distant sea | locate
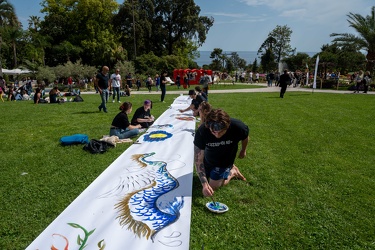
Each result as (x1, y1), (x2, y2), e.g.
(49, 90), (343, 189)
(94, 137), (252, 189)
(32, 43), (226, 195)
(194, 51), (318, 67)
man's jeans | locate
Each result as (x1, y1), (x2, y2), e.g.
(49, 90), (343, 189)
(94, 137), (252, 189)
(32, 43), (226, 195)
(99, 89), (109, 112)
(112, 87), (120, 102)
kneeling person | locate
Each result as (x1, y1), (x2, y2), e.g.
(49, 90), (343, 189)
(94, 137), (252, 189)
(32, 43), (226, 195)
(194, 108), (249, 197)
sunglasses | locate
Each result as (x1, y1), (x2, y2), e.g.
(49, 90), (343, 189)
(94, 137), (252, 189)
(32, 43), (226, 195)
(207, 121), (226, 132)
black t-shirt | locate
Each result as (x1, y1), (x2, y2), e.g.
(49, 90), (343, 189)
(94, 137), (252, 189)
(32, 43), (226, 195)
(131, 107), (151, 125)
(194, 118), (249, 168)
(191, 95), (205, 109)
(96, 72), (109, 89)
(160, 75), (166, 86)
(111, 112), (130, 129)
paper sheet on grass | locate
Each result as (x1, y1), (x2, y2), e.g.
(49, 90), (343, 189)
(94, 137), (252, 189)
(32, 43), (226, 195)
(26, 95), (195, 250)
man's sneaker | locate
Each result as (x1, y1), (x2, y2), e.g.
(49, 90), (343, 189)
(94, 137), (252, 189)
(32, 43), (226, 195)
(112, 100), (115, 103)
(118, 101), (121, 103)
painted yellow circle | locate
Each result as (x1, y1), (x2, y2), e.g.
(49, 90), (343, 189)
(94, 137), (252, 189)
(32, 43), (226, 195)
(150, 133), (168, 138)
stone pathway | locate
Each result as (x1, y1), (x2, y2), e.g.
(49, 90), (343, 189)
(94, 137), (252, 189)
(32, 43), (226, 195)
(82, 83), (374, 95)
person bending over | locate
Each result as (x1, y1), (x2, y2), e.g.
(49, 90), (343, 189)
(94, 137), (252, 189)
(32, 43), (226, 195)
(179, 89), (206, 116)
(194, 108), (249, 197)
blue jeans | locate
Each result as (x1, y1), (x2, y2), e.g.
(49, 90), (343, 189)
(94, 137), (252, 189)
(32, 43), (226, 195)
(99, 89), (109, 112)
(110, 128), (139, 139)
(112, 87), (120, 101)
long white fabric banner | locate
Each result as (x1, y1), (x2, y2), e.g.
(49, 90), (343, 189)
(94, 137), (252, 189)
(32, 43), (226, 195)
(27, 95), (195, 250)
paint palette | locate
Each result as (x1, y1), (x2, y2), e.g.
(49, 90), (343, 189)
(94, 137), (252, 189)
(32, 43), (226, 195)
(205, 201), (229, 213)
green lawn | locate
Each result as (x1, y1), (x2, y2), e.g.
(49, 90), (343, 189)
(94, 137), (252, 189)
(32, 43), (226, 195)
(0, 90), (374, 249)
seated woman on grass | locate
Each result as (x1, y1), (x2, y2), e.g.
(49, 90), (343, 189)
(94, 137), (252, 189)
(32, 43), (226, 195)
(49, 87), (61, 103)
(34, 88), (47, 104)
(110, 102), (142, 139)
(131, 99), (155, 128)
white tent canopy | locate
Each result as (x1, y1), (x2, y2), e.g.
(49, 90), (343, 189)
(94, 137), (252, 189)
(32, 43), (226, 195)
(1, 68), (32, 75)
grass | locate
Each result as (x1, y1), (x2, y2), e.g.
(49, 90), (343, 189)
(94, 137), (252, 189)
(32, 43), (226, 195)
(0, 89), (374, 249)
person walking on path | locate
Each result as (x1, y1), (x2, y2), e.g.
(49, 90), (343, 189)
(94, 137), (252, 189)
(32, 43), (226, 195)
(95, 66), (110, 113)
(279, 70), (291, 98)
(194, 108), (249, 197)
(160, 71), (167, 102)
(110, 68), (122, 103)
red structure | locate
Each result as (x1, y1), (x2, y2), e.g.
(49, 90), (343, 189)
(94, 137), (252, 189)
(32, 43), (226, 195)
(173, 69), (213, 88)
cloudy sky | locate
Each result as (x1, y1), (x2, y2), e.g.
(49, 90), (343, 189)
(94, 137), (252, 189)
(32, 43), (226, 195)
(11, 0), (374, 53)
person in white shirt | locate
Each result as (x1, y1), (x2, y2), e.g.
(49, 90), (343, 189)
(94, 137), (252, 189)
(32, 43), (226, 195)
(110, 69), (122, 103)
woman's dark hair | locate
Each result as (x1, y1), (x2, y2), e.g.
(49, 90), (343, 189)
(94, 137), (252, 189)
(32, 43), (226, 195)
(120, 101), (132, 111)
(199, 101), (212, 123)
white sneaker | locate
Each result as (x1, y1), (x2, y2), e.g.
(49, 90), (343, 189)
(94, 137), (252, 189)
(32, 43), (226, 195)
(118, 101), (121, 103)
(112, 100), (115, 103)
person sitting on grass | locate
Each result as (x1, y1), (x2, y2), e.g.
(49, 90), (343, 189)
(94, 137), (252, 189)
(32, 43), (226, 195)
(49, 87), (61, 104)
(131, 99), (155, 128)
(34, 88), (47, 104)
(194, 108), (249, 197)
(109, 101), (142, 139)
(179, 89), (206, 116)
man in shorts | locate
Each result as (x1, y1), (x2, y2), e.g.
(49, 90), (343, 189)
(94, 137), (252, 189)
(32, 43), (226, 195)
(194, 108), (249, 197)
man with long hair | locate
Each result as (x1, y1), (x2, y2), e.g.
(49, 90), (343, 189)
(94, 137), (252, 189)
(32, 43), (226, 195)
(194, 108), (249, 197)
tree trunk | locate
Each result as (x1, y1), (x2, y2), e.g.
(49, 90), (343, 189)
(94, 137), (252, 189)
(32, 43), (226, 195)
(13, 41), (17, 68)
(366, 50), (375, 75)
(0, 36), (3, 77)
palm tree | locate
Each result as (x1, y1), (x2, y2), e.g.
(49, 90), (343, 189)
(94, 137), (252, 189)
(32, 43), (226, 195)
(28, 15), (41, 32)
(5, 12), (21, 68)
(331, 6), (375, 74)
(0, 0), (16, 75)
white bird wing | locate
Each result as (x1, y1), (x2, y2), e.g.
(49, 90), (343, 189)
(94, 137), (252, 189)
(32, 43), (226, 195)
(97, 163), (157, 199)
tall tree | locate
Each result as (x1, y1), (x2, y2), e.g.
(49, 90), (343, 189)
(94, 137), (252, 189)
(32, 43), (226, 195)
(28, 15), (41, 32)
(114, 0), (213, 59)
(269, 25), (295, 63)
(230, 52), (246, 70)
(0, 0), (16, 74)
(330, 6), (375, 74)
(40, 0), (120, 67)
(258, 36), (277, 72)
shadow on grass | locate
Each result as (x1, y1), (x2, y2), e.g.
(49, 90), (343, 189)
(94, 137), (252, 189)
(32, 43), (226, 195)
(288, 93), (312, 96)
(72, 111), (102, 114)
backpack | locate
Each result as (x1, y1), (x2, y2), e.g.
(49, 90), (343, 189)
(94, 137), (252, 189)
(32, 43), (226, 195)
(60, 134), (89, 145)
(73, 95), (84, 102)
(83, 139), (113, 154)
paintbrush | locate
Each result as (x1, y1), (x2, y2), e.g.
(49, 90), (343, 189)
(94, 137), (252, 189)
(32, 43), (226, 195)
(210, 196), (218, 207)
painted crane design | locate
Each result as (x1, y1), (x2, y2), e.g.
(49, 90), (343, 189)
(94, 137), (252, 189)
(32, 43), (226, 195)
(99, 152), (184, 241)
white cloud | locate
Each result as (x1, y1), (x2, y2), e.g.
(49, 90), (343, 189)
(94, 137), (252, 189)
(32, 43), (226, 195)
(279, 9), (307, 18)
(204, 12), (248, 18)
